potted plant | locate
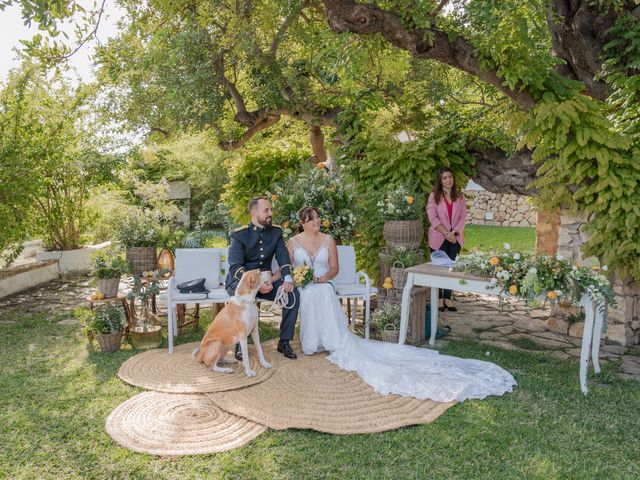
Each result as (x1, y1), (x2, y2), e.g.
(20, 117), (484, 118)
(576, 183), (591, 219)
(371, 302), (401, 343)
(81, 304), (127, 352)
(91, 247), (130, 298)
(113, 206), (161, 275)
(127, 272), (165, 349)
(378, 184), (425, 248)
(387, 246), (420, 290)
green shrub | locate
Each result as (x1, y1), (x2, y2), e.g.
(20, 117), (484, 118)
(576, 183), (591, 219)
(222, 146), (309, 223)
(90, 247), (130, 279)
(76, 305), (126, 334)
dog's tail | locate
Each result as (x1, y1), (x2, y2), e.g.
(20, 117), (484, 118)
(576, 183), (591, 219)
(192, 347), (200, 358)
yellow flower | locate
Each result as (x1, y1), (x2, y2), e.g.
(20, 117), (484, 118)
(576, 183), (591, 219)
(496, 266), (503, 272)
(547, 291), (557, 300)
(271, 194), (279, 202)
(283, 221), (290, 229)
(406, 196), (414, 205)
(317, 162), (326, 169)
(591, 265), (600, 271)
(322, 219), (331, 228)
(509, 285), (518, 295)
(489, 256), (500, 266)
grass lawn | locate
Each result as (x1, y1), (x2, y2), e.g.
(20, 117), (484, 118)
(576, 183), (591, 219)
(464, 225), (536, 253)
(2, 308), (640, 480)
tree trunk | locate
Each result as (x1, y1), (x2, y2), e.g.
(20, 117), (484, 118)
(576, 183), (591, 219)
(309, 125), (328, 164)
(467, 147), (539, 195)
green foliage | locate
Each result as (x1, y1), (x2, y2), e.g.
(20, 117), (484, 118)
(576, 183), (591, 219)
(370, 302), (401, 330)
(270, 165), (357, 241)
(132, 132), (232, 223)
(601, 12), (640, 144)
(197, 200), (233, 231)
(90, 247), (130, 280)
(75, 304), (126, 334)
(519, 91), (640, 279)
(0, 64), (121, 258)
(377, 184), (425, 220)
(222, 146), (309, 223)
(112, 206), (162, 248)
(340, 107), (474, 277)
(386, 245), (419, 269)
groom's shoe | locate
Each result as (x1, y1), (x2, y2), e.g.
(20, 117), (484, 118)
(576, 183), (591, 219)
(277, 340), (298, 359)
(234, 343), (243, 362)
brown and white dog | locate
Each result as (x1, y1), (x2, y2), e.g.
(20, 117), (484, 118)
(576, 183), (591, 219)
(193, 269), (272, 377)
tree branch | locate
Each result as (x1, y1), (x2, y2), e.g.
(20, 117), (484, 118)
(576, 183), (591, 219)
(321, 0), (536, 110)
(61, 0), (108, 60)
(468, 147), (539, 195)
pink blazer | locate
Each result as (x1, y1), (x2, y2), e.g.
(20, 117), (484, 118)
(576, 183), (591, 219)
(426, 192), (467, 250)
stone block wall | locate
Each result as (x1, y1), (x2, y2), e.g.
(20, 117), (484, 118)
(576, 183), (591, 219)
(556, 208), (640, 347)
(464, 190), (536, 227)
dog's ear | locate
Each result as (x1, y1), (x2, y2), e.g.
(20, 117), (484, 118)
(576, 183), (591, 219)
(250, 271), (260, 289)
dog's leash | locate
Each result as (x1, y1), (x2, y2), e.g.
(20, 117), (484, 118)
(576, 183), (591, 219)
(265, 285), (296, 312)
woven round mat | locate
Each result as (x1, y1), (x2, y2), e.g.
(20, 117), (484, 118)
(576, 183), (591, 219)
(118, 342), (277, 393)
(205, 343), (456, 435)
(106, 392), (266, 455)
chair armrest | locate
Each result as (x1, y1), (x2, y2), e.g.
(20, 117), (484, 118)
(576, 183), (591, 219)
(167, 276), (176, 300)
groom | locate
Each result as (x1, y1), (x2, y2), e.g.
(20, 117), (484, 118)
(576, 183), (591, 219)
(225, 196), (300, 359)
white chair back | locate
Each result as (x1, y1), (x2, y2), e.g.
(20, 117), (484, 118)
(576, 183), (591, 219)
(333, 246), (357, 285)
(175, 249), (221, 289)
(210, 247), (229, 284)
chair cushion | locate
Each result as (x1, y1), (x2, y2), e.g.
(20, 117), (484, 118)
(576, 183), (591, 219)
(208, 288), (231, 301)
(334, 284), (378, 297)
(168, 290), (210, 302)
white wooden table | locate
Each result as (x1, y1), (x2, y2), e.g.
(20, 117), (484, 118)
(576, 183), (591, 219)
(399, 263), (604, 395)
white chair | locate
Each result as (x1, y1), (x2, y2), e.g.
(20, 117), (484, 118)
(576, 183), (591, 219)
(166, 248), (230, 353)
(331, 245), (377, 339)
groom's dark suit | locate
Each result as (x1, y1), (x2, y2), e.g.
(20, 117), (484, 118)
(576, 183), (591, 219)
(225, 222), (300, 341)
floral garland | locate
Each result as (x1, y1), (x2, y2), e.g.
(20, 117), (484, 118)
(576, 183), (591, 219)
(451, 244), (616, 317)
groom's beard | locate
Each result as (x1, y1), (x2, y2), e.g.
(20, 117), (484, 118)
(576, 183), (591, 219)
(259, 216), (273, 228)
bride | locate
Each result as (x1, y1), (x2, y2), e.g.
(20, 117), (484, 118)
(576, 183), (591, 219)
(283, 206), (516, 403)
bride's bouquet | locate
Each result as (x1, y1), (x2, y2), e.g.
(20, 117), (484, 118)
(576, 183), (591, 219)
(293, 264), (315, 288)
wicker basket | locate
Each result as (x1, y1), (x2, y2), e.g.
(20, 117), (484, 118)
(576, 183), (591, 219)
(97, 277), (120, 298)
(95, 332), (122, 353)
(390, 261), (408, 290)
(126, 246), (157, 275)
(378, 247), (425, 287)
(383, 220), (424, 249)
(381, 324), (399, 343)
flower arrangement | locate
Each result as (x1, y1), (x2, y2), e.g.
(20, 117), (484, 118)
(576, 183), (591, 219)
(371, 302), (401, 330)
(377, 184), (424, 221)
(292, 264), (315, 288)
(452, 244), (616, 316)
(270, 165), (356, 241)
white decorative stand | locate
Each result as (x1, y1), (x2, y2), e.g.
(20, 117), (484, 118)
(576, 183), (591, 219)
(399, 263), (603, 395)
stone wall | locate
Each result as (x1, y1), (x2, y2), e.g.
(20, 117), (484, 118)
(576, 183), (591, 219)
(557, 209), (640, 347)
(464, 190), (536, 227)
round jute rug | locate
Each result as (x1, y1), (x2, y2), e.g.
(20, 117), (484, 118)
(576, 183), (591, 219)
(205, 344), (456, 435)
(106, 392), (266, 455)
(117, 342), (277, 393)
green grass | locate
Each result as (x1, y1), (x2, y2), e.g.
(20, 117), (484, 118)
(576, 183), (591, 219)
(464, 224), (536, 253)
(2, 309), (640, 480)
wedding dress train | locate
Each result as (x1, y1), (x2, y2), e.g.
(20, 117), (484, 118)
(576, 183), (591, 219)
(291, 237), (517, 402)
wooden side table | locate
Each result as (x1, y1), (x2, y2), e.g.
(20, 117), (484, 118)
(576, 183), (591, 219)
(86, 293), (135, 337)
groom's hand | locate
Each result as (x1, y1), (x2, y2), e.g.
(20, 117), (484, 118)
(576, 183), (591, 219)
(282, 281), (294, 293)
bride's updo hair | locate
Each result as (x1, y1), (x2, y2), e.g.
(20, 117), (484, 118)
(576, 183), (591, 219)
(297, 206), (320, 233)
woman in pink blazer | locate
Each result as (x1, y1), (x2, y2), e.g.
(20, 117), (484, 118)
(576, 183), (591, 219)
(426, 168), (467, 311)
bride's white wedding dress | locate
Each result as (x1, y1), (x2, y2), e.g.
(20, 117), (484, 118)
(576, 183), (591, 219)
(292, 237), (517, 403)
